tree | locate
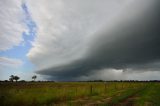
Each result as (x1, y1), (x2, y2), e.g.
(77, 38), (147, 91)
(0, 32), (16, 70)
(9, 75), (14, 82)
(32, 75), (37, 81)
(14, 76), (20, 82)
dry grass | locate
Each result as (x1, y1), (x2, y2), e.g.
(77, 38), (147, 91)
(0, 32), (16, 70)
(0, 82), (158, 106)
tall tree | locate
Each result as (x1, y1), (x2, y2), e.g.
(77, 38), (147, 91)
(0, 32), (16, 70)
(32, 75), (37, 81)
(14, 76), (20, 82)
(9, 75), (14, 82)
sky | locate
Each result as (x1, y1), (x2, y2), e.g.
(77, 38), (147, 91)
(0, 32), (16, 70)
(0, 0), (160, 81)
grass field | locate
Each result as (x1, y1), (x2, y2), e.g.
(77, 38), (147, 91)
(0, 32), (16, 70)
(0, 81), (160, 106)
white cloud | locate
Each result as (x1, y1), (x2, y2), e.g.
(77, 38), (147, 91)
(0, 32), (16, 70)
(0, 56), (23, 80)
(0, 57), (23, 69)
(27, 0), (132, 69)
(0, 0), (26, 51)
(124, 71), (160, 80)
(0, 57), (43, 81)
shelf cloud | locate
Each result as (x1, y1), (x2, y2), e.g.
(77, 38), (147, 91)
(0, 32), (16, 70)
(27, 0), (160, 80)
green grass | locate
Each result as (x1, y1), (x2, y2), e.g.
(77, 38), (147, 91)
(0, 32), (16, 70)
(0, 82), (159, 106)
(135, 83), (160, 106)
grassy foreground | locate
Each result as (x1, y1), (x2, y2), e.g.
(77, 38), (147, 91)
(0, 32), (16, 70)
(0, 82), (160, 106)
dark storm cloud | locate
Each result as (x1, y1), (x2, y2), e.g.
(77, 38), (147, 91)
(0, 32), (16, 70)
(37, 0), (160, 80)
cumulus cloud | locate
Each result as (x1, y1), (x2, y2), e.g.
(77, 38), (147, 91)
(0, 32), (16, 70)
(27, 0), (160, 80)
(0, 0), (27, 51)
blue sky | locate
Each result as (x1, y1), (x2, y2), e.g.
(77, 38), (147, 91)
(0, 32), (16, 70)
(1, 0), (160, 81)
(0, 2), (36, 80)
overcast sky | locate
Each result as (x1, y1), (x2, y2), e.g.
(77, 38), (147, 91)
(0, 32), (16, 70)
(0, 0), (160, 81)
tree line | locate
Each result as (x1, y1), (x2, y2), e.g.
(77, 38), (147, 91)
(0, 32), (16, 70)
(8, 75), (37, 82)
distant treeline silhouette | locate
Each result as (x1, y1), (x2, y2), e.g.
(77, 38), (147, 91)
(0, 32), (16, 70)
(1, 79), (160, 83)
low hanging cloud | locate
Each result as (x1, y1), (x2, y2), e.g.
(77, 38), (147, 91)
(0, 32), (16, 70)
(27, 0), (160, 80)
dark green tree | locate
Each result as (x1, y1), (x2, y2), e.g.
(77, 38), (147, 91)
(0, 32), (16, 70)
(9, 75), (14, 82)
(14, 76), (20, 82)
(32, 75), (37, 81)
